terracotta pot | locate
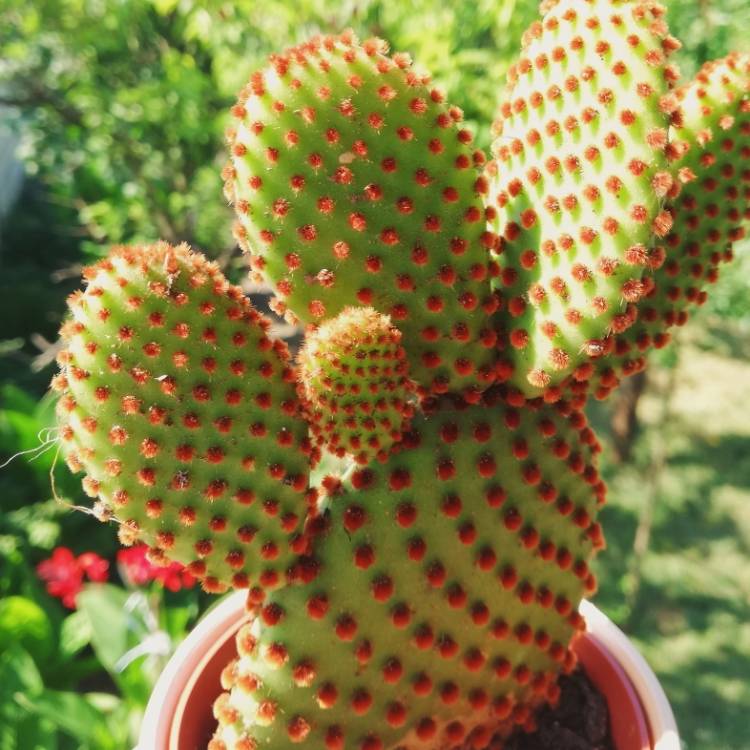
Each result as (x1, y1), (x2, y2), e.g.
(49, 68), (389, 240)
(137, 593), (680, 750)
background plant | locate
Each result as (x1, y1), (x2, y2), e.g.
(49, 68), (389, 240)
(1, 1), (749, 748)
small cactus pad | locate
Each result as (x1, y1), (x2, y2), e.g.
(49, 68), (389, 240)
(298, 307), (416, 465)
(583, 53), (750, 398)
(223, 31), (499, 398)
(210, 394), (605, 750)
(487, 0), (681, 399)
(51, 243), (312, 594)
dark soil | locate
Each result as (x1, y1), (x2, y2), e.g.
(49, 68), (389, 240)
(503, 668), (615, 750)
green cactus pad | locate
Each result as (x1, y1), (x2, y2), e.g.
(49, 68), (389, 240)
(487, 0), (681, 400)
(209, 393), (605, 750)
(52, 243), (312, 595)
(223, 32), (499, 400)
(582, 53), (750, 398)
(298, 307), (416, 465)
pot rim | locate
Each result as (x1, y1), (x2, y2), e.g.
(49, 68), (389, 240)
(138, 591), (247, 749)
(579, 600), (680, 750)
(137, 593), (680, 750)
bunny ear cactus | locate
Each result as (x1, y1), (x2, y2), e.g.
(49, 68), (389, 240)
(47, 2), (750, 749)
(209, 394), (604, 750)
(51, 243), (313, 596)
(486, 0), (682, 402)
(298, 307), (416, 466)
(222, 32), (499, 402)
(580, 52), (750, 398)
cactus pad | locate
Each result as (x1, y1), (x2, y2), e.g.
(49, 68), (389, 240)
(487, 0), (681, 399)
(582, 53), (750, 398)
(51, 243), (312, 595)
(298, 307), (416, 465)
(209, 394), (605, 750)
(223, 32), (499, 399)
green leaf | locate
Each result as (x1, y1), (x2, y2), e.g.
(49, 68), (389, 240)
(59, 609), (92, 659)
(152, 0), (180, 15)
(0, 596), (54, 664)
(0, 646), (43, 699)
(161, 602), (196, 642)
(0, 385), (38, 414)
(114, 658), (153, 707)
(0, 715), (57, 750)
(0, 411), (44, 454)
(85, 692), (121, 713)
(15, 689), (109, 744)
(76, 585), (145, 673)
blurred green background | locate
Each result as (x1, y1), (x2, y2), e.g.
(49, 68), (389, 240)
(1, 1), (749, 748)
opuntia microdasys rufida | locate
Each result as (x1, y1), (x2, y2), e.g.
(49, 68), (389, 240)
(50, 1), (749, 748)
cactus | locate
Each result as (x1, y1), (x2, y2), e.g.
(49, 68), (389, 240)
(222, 32), (499, 401)
(579, 52), (750, 398)
(298, 307), (416, 465)
(210, 393), (603, 750)
(486, 0), (681, 401)
(48, 3), (750, 749)
(52, 243), (312, 596)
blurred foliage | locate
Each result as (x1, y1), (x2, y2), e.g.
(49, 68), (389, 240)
(0, 580), (204, 750)
(0, 0), (537, 256)
(1, 0), (749, 748)
(591, 287), (750, 749)
(3, 0), (750, 253)
(0, 381), (208, 748)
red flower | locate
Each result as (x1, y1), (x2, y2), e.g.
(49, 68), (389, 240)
(116, 545), (153, 586)
(36, 547), (109, 609)
(153, 562), (197, 592)
(78, 552), (110, 582)
(117, 545), (195, 592)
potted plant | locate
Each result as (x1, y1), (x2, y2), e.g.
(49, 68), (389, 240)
(47, 0), (748, 747)
(133, 593), (679, 750)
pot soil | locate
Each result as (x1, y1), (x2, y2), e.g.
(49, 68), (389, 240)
(502, 668), (615, 750)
